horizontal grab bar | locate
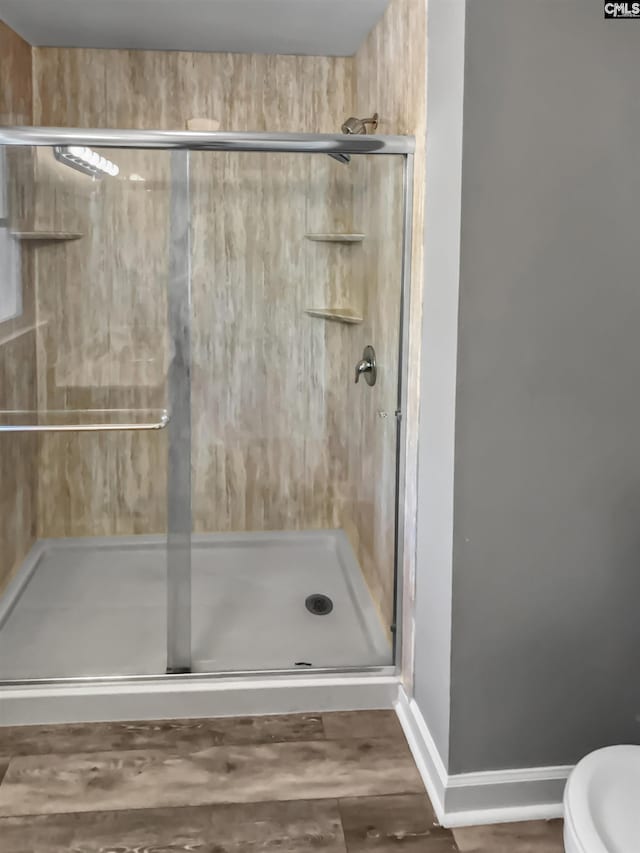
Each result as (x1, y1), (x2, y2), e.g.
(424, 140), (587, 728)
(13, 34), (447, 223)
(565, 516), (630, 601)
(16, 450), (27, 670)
(0, 409), (170, 433)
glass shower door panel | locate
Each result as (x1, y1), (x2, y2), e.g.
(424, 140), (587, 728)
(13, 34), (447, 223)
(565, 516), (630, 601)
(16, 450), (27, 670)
(0, 144), (174, 680)
(188, 150), (406, 674)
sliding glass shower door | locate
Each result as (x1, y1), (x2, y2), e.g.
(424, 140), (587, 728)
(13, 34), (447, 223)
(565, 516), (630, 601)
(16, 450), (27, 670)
(0, 131), (412, 683)
(185, 149), (407, 674)
(0, 143), (174, 680)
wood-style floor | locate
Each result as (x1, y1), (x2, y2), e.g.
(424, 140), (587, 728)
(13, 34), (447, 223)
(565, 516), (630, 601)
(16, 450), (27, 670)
(0, 711), (564, 852)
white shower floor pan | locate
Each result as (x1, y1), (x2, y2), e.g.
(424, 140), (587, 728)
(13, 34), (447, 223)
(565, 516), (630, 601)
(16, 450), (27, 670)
(0, 530), (391, 681)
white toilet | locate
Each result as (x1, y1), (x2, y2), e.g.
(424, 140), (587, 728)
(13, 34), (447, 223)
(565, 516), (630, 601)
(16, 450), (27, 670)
(564, 745), (640, 852)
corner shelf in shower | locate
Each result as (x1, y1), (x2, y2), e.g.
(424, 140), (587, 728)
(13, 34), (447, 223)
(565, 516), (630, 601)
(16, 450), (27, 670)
(10, 231), (83, 242)
(304, 308), (363, 325)
(304, 233), (365, 243)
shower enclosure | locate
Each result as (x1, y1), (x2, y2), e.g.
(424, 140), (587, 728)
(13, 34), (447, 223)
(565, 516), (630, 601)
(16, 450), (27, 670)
(0, 128), (413, 687)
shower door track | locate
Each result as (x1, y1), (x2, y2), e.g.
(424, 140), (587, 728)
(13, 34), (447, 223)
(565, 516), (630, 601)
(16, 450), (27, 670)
(0, 126), (416, 695)
(0, 665), (397, 688)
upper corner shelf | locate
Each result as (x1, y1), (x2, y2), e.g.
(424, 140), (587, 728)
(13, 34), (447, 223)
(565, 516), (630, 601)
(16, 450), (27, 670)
(11, 231), (83, 242)
(304, 233), (365, 244)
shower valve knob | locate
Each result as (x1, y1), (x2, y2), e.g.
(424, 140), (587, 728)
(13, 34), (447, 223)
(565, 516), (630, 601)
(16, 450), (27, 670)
(355, 345), (377, 386)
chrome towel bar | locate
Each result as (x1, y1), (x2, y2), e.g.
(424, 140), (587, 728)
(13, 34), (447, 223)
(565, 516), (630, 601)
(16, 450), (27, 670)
(0, 409), (170, 433)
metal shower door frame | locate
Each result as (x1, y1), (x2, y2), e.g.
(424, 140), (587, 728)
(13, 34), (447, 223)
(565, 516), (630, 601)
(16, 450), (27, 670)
(0, 127), (415, 684)
(169, 144), (416, 677)
(166, 150), (192, 674)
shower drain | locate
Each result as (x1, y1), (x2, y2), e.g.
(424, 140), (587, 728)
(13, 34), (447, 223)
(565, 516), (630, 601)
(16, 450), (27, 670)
(305, 593), (334, 615)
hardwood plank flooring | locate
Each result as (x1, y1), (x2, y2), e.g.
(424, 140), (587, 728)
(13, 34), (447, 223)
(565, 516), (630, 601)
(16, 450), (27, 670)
(0, 737), (424, 816)
(0, 713), (325, 758)
(323, 710), (404, 740)
(339, 793), (457, 851)
(0, 711), (564, 853)
(453, 819), (565, 852)
(0, 800), (348, 853)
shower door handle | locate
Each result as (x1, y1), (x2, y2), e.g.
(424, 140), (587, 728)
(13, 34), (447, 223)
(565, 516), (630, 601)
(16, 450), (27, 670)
(355, 345), (377, 386)
(0, 409), (170, 432)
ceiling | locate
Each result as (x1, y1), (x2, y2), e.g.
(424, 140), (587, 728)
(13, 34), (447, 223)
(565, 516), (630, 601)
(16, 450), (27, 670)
(0, 0), (389, 56)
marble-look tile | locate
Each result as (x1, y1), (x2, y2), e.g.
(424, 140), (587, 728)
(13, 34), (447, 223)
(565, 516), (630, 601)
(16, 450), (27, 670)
(339, 794), (456, 852)
(33, 49), (354, 133)
(30, 48), (356, 550)
(0, 714), (325, 759)
(33, 147), (170, 539)
(322, 710), (404, 741)
(0, 799), (347, 853)
(453, 819), (565, 852)
(25, 42), (411, 636)
(0, 737), (424, 816)
(0, 21), (32, 125)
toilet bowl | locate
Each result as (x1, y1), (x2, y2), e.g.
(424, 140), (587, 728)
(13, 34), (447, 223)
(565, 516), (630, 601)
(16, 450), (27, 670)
(564, 745), (640, 852)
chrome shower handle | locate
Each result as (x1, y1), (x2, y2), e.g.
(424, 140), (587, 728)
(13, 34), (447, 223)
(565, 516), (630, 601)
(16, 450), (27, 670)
(355, 360), (370, 382)
(355, 345), (377, 386)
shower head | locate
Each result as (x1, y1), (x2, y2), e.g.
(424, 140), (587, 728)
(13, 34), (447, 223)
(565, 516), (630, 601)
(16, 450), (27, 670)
(341, 113), (379, 135)
(327, 112), (379, 163)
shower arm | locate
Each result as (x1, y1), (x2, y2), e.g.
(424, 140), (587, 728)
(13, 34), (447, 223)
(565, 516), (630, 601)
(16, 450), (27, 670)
(341, 113), (380, 135)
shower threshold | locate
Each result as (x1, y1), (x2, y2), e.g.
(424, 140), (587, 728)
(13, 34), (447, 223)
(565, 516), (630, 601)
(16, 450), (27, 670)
(0, 530), (391, 682)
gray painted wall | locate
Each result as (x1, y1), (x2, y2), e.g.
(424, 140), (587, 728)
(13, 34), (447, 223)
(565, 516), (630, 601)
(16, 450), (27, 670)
(449, 0), (640, 773)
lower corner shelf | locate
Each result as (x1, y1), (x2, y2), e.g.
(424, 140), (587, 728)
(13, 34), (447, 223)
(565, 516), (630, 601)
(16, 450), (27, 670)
(11, 231), (83, 242)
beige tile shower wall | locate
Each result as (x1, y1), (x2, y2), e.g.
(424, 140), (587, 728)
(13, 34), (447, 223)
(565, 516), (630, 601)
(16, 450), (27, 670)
(31, 48), (355, 538)
(189, 152), (359, 533)
(0, 21), (37, 595)
(28, 39), (422, 638)
(34, 150), (170, 536)
(353, 0), (427, 662)
(0, 22), (32, 126)
(32, 49), (352, 132)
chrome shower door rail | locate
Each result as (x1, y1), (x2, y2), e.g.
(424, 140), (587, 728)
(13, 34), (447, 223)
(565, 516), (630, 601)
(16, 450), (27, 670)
(0, 127), (415, 155)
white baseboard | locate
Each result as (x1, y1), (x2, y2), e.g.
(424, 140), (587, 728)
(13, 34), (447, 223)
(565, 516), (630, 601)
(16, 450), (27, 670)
(395, 688), (570, 828)
(395, 686), (448, 821)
